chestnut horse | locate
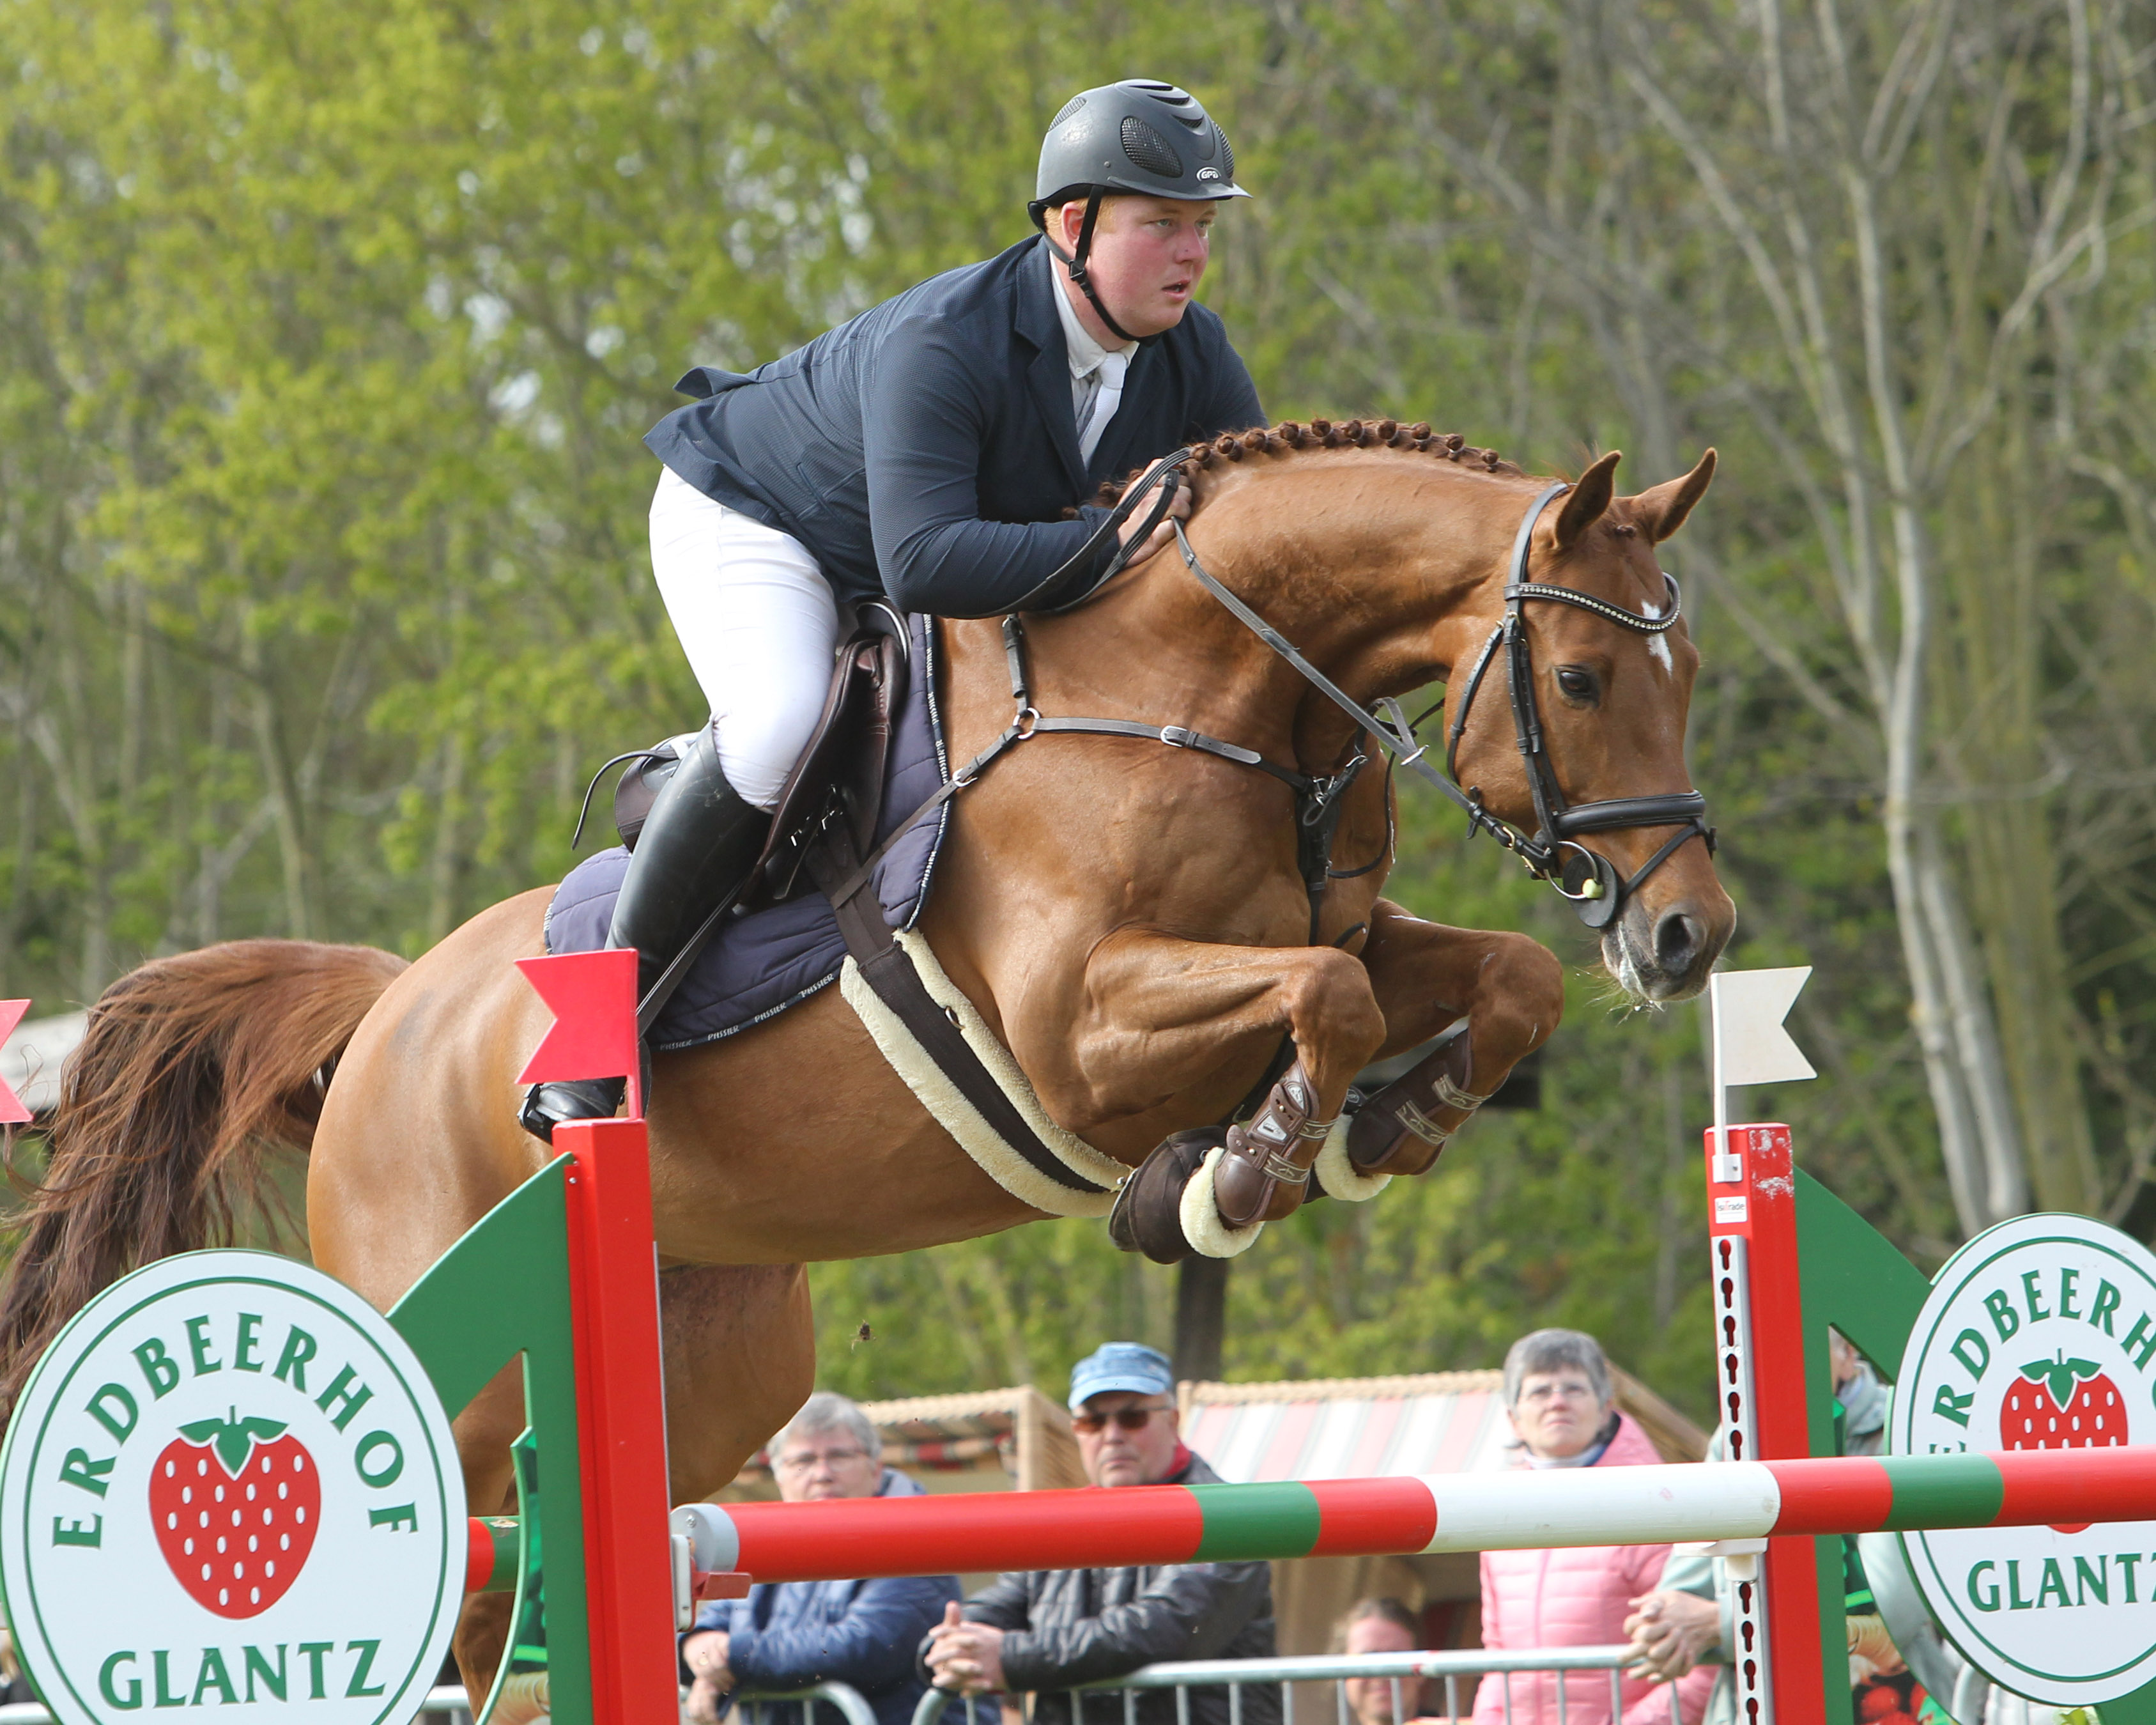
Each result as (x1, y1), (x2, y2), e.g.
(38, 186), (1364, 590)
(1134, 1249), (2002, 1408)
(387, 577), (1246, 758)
(0, 425), (1732, 1692)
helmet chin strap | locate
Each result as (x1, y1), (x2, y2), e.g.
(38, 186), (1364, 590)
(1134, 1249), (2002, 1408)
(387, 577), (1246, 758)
(1039, 189), (1143, 346)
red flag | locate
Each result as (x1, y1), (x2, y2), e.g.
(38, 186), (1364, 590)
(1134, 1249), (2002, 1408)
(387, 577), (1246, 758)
(0, 1000), (33, 1126)
(516, 951), (640, 1101)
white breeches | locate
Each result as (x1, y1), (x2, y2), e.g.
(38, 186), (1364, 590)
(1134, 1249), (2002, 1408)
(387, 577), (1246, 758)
(649, 467), (843, 810)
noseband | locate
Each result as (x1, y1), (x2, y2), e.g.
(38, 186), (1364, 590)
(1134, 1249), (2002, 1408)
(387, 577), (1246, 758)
(1169, 473), (1715, 929)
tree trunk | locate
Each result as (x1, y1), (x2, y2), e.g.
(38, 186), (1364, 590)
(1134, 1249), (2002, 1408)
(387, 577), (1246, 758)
(1174, 1258), (1228, 1384)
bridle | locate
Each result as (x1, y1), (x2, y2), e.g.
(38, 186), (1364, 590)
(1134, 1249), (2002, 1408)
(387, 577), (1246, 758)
(845, 454), (1714, 934)
(1425, 480), (1716, 927)
(1160, 465), (1716, 931)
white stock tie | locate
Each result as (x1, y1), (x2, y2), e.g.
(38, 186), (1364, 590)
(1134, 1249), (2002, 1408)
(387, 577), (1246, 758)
(1078, 349), (1129, 465)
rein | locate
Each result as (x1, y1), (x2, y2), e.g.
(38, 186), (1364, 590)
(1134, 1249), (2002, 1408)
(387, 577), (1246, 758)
(1173, 479), (1714, 929)
(842, 461), (1714, 934)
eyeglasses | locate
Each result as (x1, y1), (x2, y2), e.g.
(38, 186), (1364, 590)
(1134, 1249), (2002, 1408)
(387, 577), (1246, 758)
(774, 1446), (872, 1471)
(1071, 1404), (1172, 1434)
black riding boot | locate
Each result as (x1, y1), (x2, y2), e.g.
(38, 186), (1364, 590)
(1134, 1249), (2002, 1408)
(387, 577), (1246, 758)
(520, 726), (770, 1143)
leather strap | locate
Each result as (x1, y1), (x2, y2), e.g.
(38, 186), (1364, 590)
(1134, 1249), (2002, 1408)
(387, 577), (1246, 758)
(1550, 791), (1709, 837)
(810, 836), (1112, 1200)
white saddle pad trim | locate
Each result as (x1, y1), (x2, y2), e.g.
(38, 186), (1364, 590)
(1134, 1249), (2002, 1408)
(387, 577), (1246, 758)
(839, 928), (1125, 1219)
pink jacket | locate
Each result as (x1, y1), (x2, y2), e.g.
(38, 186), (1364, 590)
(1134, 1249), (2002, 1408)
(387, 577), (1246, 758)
(1469, 1413), (1717, 1725)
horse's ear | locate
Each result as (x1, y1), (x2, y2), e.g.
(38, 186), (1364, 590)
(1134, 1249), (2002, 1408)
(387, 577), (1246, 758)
(1628, 448), (1718, 544)
(1553, 451), (1622, 550)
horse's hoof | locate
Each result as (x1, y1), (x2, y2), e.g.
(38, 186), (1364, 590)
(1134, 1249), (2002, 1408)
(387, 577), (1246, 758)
(1346, 1034), (1489, 1175)
(1109, 1129), (1224, 1263)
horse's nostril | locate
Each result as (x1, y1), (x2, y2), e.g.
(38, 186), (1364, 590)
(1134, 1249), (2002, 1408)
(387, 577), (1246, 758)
(1653, 911), (1703, 977)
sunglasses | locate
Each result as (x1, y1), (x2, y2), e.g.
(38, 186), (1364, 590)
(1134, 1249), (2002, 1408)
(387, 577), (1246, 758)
(1072, 1404), (1171, 1434)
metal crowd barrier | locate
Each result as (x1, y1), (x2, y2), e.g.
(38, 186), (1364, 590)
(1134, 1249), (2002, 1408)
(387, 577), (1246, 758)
(0, 1654), (1687, 1725)
(911, 1647), (1685, 1725)
(737, 1682), (882, 1725)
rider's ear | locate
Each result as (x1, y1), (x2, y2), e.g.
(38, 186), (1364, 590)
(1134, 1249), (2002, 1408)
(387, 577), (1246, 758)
(1553, 451), (1622, 550)
(1626, 448), (1718, 544)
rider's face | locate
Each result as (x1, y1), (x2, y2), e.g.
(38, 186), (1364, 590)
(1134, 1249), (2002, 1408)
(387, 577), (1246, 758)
(1052, 196), (1218, 341)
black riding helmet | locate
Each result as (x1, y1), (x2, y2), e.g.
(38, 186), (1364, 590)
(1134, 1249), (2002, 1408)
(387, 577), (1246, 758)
(1028, 80), (1252, 344)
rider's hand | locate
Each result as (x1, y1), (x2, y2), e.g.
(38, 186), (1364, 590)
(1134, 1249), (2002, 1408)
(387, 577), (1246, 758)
(1114, 468), (1192, 571)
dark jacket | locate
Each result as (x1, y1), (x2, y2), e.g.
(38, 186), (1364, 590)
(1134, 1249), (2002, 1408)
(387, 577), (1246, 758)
(917, 1453), (1278, 1725)
(693, 1469), (960, 1725)
(644, 236), (1264, 615)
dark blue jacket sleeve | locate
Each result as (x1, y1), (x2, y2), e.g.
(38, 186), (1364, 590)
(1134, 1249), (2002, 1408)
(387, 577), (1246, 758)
(864, 316), (1112, 618)
(730, 1575), (963, 1694)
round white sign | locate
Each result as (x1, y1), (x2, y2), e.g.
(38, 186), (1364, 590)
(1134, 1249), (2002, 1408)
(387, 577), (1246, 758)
(1894, 1212), (2156, 1705)
(0, 1251), (465, 1725)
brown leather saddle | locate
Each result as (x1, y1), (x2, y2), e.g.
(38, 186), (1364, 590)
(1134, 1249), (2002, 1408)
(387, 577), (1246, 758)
(612, 600), (911, 913)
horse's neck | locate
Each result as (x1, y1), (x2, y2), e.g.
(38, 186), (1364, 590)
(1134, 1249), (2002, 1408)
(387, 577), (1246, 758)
(1102, 471), (1522, 767)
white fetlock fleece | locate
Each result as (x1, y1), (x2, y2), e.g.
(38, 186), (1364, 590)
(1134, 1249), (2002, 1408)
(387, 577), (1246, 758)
(1178, 1144), (1267, 1259)
(1313, 1117), (1392, 1202)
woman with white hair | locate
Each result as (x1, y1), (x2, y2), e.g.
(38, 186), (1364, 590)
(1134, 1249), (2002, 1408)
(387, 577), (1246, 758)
(1470, 1331), (1716, 1725)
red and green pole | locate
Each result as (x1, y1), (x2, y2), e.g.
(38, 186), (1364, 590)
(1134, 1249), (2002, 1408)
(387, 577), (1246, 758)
(536, 1444), (2156, 1589)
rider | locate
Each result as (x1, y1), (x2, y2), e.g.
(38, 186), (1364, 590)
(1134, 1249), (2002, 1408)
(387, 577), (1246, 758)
(524, 80), (1263, 1140)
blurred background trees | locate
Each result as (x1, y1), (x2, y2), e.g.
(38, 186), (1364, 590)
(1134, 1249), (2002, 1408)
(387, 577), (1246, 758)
(4, 0), (2152, 1422)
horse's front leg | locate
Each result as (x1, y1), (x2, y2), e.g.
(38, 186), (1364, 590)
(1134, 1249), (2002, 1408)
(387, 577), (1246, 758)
(1343, 897), (1565, 1177)
(1043, 929), (1389, 1257)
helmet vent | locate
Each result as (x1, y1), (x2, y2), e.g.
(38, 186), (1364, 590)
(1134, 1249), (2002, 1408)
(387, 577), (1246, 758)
(1051, 95), (1086, 128)
(1219, 132), (1235, 182)
(1121, 116), (1183, 179)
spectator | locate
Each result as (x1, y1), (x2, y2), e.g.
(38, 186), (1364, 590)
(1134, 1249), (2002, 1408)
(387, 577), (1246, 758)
(921, 1343), (1277, 1725)
(1335, 1598), (1433, 1725)
(1624, 1334), (1939, 1725)
(683, 1393), (960, 1725)
(1472, 1330), (1716, 1725)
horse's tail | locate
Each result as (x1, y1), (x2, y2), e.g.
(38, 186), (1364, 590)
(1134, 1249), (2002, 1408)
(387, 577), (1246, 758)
(0, 938), (408, 1424)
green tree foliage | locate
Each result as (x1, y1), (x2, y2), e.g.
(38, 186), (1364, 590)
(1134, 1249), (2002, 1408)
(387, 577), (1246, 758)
(4, 0), (2154, 1424)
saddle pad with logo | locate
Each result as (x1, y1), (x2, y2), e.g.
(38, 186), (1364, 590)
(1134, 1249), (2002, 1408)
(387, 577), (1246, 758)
(541, 612), (949, 1051)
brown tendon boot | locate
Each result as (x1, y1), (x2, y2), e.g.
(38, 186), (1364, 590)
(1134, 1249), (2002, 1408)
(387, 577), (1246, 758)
(1212, 1062), (1332, 1228)
(1345, 1033), (1490, 1177)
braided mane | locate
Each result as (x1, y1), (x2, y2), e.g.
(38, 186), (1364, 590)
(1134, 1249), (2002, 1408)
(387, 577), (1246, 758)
(1093, 420), (1525, 507)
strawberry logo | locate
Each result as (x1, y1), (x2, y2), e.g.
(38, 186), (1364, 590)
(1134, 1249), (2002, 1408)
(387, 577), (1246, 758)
(148, 1409), (321, 1618)
(1999, 1352), (2126, 1450)
(1999, 1352), (2124, 1535)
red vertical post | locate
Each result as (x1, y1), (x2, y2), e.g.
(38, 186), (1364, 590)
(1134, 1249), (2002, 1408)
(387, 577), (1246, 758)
(1706, 1121), (1825, 1723)
(558, 1116), (676, 1725)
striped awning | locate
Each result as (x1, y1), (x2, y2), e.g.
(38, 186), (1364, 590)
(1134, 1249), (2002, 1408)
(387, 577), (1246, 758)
(1178, 1368), (1707, 1482)
(1181, 1372), (1515, 1482)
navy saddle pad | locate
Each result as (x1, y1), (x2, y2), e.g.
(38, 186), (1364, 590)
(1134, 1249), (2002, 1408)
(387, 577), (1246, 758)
(543, 612), (949, 1052)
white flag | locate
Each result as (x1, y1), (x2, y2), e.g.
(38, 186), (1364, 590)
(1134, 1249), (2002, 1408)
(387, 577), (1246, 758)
(1711, 967), (1816, 1087)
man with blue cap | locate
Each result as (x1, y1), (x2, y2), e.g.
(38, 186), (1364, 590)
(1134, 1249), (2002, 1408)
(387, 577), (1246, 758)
(920, 1343), (1277, 1725)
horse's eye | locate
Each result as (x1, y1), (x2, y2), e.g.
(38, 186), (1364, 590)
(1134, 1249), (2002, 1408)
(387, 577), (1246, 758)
(1555, 666), (1599, 704)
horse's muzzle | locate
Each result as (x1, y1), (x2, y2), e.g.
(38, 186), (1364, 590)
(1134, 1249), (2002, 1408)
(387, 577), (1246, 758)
(1601, 868), (1734, 1003)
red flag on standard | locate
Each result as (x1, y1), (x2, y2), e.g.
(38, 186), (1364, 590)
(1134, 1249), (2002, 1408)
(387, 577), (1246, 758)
(0, 1000), (33, 1126)
(515, 950), (639, 1093)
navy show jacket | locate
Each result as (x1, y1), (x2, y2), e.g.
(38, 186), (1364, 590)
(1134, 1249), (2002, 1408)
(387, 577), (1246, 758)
(644, 236), (1264, 616)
